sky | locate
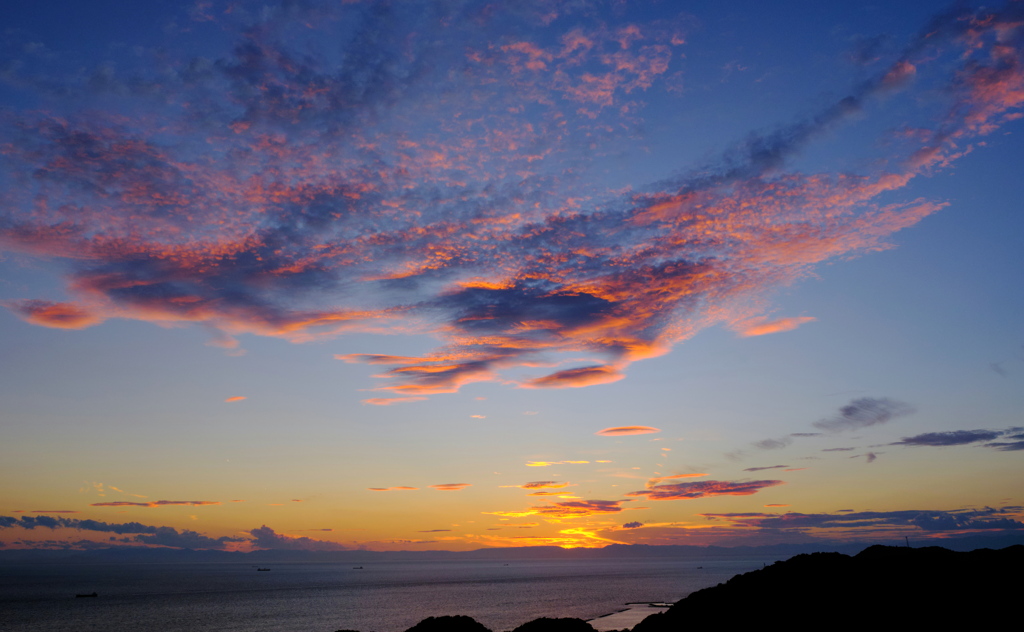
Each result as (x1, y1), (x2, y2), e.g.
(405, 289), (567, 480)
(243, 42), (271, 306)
(1, 0), (1023, 553)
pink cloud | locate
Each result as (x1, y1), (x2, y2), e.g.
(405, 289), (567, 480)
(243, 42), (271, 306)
(735, 316), (816, 337)
(430, 483), (472, 491)
(645, 473), (709, 488)
(4, 300), (105, 329)
(522, 365), (625, 389)
(596, 426), (661, 436)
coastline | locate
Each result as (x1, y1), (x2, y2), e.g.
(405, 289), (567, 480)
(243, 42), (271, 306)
(587, 604), (672, 631)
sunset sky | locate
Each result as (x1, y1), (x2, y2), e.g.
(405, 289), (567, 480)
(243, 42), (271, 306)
(2, 0), (1022, 552)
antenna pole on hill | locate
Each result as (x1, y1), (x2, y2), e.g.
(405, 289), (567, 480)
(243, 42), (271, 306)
(905, 536), (910, 548)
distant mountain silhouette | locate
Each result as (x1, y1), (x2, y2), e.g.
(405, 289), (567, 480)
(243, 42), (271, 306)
(4, 533), (1024, 564)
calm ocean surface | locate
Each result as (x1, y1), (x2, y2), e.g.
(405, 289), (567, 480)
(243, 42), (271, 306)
(1, 556), (777, 631)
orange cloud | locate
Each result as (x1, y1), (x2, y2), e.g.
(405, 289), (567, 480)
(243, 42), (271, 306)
(596, 426), (661, 436)
(367, 486), (419, 491)
(522, 365), (624, 389)
(519, 481), (571, 489)
(736, 316), (816, 337)
(645, 473), (709, 488)
(224, 396), (246, 403)
(486, 499), (626, 519)
(430, 483), (472, 491)
(4, 300), (105, 329)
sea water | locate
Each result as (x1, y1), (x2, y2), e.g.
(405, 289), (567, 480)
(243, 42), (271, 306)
(0, 556), (776, 632)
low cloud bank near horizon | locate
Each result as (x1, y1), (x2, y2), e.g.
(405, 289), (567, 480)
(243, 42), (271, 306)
(701, 506), (1024, 534)
(0, 515), (357, 552)
(0, 515), (245, 549)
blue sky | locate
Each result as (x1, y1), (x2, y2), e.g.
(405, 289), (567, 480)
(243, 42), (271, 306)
(1, 0), (1022, 551)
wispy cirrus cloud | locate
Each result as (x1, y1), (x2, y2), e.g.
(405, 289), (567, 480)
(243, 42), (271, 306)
(644, 473), (709, 488)
(813, 398), (915, 432)
(753, 438), (792, 450)
(516, 481), (571, 490)
(485, 499), (626, 519)
(90, 500), (221, 508)
(734, 316), (816, 337)
(627, 479), (784, 501)
(429, 483), (472, 491)
(1, 2), (1022, 402)
(367, 486), (419, 492)
(891, 428), (1024, 451)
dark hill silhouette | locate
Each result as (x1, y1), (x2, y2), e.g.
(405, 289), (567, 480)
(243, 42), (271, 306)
(632, 544), (1024, 631)
(511, 617), (598, 632)
(404, 615), (493, 632)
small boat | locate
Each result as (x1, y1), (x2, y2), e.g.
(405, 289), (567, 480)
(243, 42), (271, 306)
(352, 566), (363, 569)
(75, 592), (98, 598)
(256, 568), (271, 571)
